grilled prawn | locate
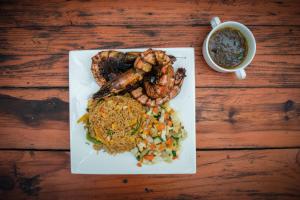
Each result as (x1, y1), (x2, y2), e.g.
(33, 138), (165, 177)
(131, 68), (186, 106)
(91, 50), (140, 86)
(92, 49), (186, 106)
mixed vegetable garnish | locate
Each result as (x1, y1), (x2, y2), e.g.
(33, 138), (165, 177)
(131, 105), (186, 166)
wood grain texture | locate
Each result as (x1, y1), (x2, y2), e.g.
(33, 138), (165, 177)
(197, 88), (300, 149)
(0, 88), (299, 150)
(0, 149), (299, 199)
(1, 54), (300, 87)
(1, 0), (300, 27)
(0, 55), (67, 87)
(0, 89), (69, 150)
(0, 26), (300, 56)
(0, 0), (299, 199)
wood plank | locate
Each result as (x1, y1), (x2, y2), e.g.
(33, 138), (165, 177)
(1, 54), (300, 87)
(0, 149), (299, 199)
(1, 26), (300, 56)
(0, 89), (69, 150)
(1, 0), (300, 27)
(0, 55), (67, 87)
(197, 54), (300, 88)
(0, 88), (299, 150)
(197, 88), (300, 149)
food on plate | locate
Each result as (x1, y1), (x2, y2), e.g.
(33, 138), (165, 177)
(78, 96), (145, 154)
(132, 105), (186, 166)
(131, 67), (186, 106)
(92, 48), (186, 106)
(78, 48), (188, 166)
(91, 50), (140, 86)
(208, 27), (248, 69)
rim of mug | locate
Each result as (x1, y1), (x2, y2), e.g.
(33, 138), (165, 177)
(205, 21), (256, 72)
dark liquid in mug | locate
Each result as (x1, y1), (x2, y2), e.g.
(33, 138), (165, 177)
(208, 27), (248, 69)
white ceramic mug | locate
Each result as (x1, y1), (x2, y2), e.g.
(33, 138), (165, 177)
(202, 17), (256, 80)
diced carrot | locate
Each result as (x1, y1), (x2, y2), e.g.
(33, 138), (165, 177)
(137, 162), (142, 167)
(159, 144), (165, 151)
(153, 107), (159, 114)
(166, 138), (172, 147)
(164, 113), (169, 120)
(144, 154), (155, 161)
(156, 123), (165, 131)
(150, 144), (156, 150)
(144, 129), (150, 135)
(172, 156), (177, 160)
(167, 120), (173, 127)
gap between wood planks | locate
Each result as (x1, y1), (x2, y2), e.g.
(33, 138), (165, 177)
(1, 146), (300, 152)
(1, 85), (300, 90)
(2, 24), (300, 29)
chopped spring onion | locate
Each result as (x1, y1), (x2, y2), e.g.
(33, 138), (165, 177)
(131, 118), (141, 135)
(172, 150), (177, 157)
(106, 129), (114, 135)
(86, 132), (102, 145)
(153, 137), (162, 144)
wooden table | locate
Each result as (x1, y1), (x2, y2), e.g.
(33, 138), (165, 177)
(0, 0), (300, 199)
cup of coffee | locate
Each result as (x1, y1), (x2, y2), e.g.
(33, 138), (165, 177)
(202, 17), (256, 79)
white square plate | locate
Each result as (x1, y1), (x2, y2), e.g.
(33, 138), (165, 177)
(69, 48), (196, 174)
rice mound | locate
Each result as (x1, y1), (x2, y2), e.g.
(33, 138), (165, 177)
(88, 96), (145, 154)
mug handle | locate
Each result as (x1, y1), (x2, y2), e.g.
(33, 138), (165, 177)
(210, 17), (221, 28)
(235, 69), (246, 80)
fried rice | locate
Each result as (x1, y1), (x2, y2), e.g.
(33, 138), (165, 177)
(79, 96), (145, 154)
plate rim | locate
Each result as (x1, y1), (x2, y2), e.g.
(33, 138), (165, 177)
(69, 47), (196, 174)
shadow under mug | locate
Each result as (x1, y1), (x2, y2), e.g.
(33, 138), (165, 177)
(202, 17), (256, 80)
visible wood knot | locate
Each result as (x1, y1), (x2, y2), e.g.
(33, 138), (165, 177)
(227, 107), (237, 124)
(0, 176), (15, 191)
(268, 12), (276, 16)
(12, 162), (41, 196)
(142, 30), (157, 37)
(18, 175), (41, 196)
(283, 100), (294, 112)
(122, 179), (128, 184)
(77, 11), (92, 17)
(145, 187), (154, 193)
(284, 115), (290, 121)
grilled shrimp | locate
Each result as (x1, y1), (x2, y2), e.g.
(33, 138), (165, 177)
(93, 49), (173, 98)
(93, 68), (144, 99)
(131, 68), (186, 106)
(91, 50), (140, 86)
(92, 49), (186, 106)
(130, 49), (186, 106)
